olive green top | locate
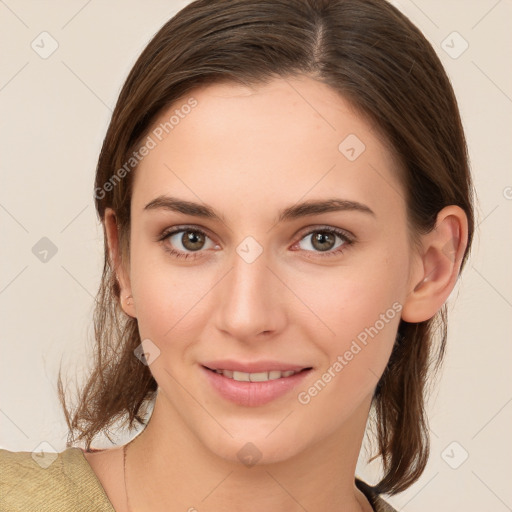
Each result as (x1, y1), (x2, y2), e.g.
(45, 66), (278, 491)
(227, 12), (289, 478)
(0, 447), (398, 511)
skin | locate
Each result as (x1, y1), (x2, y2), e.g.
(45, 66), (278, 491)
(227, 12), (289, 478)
(84, 75), (468, 512)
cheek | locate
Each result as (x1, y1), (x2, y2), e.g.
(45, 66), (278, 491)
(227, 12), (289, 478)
(129, 244), (217, 351)
(293, 248), (407, 383)
(133, 274), (203, 340)
(295, 275), (402, 419)
(316, 283), (400, 380)
(294, 253), (405, 340)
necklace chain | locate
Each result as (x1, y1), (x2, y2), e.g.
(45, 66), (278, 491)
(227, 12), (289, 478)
(123, 442), (133, 512)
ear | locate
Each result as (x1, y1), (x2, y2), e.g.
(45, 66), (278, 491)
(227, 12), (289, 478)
(104, 207), (137, 319)
(401, 205), (469, 323)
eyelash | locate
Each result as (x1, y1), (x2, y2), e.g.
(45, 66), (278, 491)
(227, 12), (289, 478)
(157, 225), (354, 260)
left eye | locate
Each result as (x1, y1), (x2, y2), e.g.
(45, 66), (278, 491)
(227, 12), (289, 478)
(295, 228), (349, 254)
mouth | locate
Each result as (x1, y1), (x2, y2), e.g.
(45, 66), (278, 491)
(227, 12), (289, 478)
(202, 366), (312, 382)
(200, 362), (314, 407)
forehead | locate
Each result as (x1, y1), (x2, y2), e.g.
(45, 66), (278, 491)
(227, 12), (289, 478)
(131, 76), (405, 221)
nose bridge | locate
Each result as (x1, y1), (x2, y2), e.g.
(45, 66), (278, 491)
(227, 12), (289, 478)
(216, 238), (283, 338)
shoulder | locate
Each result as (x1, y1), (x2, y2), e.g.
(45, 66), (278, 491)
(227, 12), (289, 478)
(355, 477), (399, 512)
(0, 447), (115, 512)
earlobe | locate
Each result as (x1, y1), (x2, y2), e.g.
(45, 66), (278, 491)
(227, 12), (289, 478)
(121, 294), (136, 318)
(401, 206), (468, 323)
(104, 208), (137, 319)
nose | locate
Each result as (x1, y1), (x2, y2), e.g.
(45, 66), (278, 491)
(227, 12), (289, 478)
(213, 245), (286, 343)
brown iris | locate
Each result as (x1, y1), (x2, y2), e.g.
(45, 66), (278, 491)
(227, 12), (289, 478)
(310, 231), (336, 252)
(181, 230), (206, 251)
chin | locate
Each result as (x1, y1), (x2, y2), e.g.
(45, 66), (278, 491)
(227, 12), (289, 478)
(201, 427), (309, 468)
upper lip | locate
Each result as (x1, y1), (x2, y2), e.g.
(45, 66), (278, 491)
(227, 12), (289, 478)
(202, 359), (312, 373)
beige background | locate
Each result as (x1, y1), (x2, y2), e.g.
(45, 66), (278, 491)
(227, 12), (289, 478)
(1, 1), (511, 510)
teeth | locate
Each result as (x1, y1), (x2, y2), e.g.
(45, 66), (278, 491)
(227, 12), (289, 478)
(214, 369), (301, 382)
(232, 371), (250, 382)
(247, 371), (267, 382)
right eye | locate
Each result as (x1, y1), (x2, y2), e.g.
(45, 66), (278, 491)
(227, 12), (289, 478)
(159, 226), (219, 260)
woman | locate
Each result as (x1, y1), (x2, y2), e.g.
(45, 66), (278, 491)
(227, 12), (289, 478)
(0, 0), (474, 511)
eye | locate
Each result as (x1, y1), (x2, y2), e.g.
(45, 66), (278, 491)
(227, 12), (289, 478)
(293, 227), (353, 258)
(158, 226), (218, 260)
(158, 225), (354, 261)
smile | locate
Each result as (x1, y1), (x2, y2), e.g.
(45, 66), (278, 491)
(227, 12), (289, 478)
(206, 368), (308, 382)
(201, 364), (313, 407)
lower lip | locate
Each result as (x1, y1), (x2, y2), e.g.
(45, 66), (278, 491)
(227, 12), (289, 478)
(201, 366), (312, 407)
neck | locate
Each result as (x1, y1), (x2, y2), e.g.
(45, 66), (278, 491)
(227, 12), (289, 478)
(124, 391), (374, 512)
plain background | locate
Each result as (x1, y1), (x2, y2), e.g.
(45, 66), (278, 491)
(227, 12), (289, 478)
(0, 1), (511, 510)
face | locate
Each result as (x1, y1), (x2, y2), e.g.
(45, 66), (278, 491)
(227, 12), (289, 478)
(115, 76), (419, 464)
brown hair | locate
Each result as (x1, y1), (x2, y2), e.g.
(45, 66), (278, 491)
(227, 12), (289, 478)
(58, 0), (475, 496)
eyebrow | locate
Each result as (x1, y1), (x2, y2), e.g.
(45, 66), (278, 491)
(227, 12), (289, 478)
(143, 195), (375, 223)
